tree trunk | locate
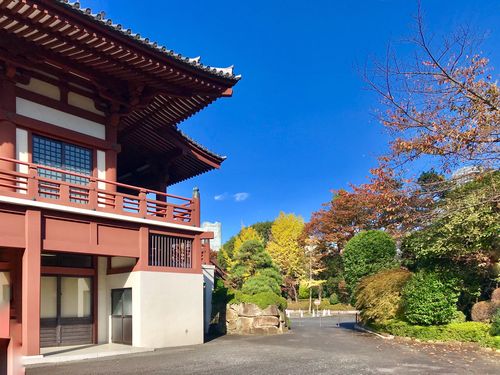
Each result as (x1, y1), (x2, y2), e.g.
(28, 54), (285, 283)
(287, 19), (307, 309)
(292, 284), (298, 303)
(308, 286), (312, 314)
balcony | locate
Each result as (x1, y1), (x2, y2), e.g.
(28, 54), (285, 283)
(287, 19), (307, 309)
(0, 156), (200, 227)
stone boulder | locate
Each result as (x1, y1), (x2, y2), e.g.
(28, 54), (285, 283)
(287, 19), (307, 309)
(226, 303), (287, 335)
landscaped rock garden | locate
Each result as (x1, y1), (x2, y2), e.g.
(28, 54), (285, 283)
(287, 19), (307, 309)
(226, 302), (287, 335)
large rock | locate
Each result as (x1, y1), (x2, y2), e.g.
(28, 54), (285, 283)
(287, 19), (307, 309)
(226, 306), (239, 321)
(254, 316), (279, 328)
(238, 303), (263, 317)
(262, 305), (280, 316)
(238, 317), (254, 332)
(226, 303), (286, 335)
(252, 326), (279, 335)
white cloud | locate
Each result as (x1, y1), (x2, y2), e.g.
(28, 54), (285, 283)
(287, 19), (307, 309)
(214, 193), (228, 201)
(233, 192), (250, 202)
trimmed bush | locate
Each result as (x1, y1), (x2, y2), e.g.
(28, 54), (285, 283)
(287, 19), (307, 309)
(402, 271), (459, 325)
(286, 299), (353, 311)
(329, 293), (339, 305)
(241, 274), (281, 295)
(471, 301), (497, 323)
(491, 288), (500, 302)
(354, 268), (412, 323)
(343, 230), (397, 294)
(372, 320), (500, 348)
(451, 310), (466, 323)
(491, 308), (500, 336)
(228, 290), (287, 310)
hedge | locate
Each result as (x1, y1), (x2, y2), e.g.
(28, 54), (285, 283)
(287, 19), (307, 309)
(228, 290), (287, 310)
(372, 320), (500, 349)
(286, 299), (353, 311)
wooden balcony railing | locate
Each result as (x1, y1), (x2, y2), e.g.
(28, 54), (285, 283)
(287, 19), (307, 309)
(0, 156), (200, 226)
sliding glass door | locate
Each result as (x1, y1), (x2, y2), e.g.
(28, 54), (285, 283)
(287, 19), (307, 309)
(40, 276), (93, 347)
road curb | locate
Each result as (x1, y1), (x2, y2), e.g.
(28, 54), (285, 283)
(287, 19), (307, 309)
(354, 324), (394, 339)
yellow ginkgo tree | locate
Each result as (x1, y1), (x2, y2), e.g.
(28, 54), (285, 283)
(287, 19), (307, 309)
(266, 212), (306, 301)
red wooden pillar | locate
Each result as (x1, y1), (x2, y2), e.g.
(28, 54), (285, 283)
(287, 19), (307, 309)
(0, 120), (16, 192)
(22, 210), (41, 356)
(105, 119), (118, 193)
(134, 226), (149, 271)
(0, 78), (17, 177)
(192, 187), (200, 227)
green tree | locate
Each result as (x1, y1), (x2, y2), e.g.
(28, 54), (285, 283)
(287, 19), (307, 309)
(267, 212), (306, 301)
(220, 227), (264, 273)
(228, 239), (282, 293)
(343, 230), (397, 296)
(401, 171), (500, 313)
(402, 270), (460, 325)
(251, 221), (274, 246)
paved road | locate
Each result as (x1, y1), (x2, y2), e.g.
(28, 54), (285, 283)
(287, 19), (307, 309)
(27, 315), (500, 375)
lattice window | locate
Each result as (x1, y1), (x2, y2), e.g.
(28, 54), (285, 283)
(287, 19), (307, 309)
(32, 135), (92, 202)
(149, 234), (193, 268)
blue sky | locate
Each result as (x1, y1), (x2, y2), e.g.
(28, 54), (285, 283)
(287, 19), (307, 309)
(83, 0), (500, 242)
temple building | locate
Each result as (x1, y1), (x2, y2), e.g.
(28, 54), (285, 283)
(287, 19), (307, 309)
(0, 1), (239, 374)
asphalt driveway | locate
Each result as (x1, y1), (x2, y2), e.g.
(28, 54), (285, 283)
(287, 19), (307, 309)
(27, 315), (500, 375)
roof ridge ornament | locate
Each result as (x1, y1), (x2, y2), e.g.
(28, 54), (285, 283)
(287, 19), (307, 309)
(188, 56), (201, 64)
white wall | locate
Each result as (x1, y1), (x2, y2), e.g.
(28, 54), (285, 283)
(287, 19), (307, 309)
(98, 269), (204, 348)
(202, 265), (215, 334)
(15, 128), (28, 193)
(136, 271), (204, 348)
(16, 97), (105, 139)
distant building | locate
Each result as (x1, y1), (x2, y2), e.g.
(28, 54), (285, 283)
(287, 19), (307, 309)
(202, 222), (222, 251)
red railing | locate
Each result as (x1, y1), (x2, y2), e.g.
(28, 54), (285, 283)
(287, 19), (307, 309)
(0, 156), (199, 226)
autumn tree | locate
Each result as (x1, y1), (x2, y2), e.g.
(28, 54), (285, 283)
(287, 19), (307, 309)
(305, 167), (429, 250)
(303, 237), (327, 312)
(266, 212), (306, 301)
(365, 6), (499, 174)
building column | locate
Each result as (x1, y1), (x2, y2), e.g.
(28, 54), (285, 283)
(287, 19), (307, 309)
(192, 187), (200, 227)
(0, 78), (17, 175)
(134, 226), (149, 271)
(0, 121), (16, 190)
(105, 113), (119, 193)
(22, 210), (41, 356)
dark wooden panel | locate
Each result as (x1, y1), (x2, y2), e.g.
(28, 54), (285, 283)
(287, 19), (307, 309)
(41, 323), (92, 347)
(61, 324), (92, 345)
(0, 339), (8, 375)
(40, 326), (57, 348)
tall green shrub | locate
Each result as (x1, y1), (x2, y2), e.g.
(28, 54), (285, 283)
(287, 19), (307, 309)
(491, 308), (500, 336)
(355, 268), (412, 323)
(402, 271), (459, 325)
(343, 230), (397, 294)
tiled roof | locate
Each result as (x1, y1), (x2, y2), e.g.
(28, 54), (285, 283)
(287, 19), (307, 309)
(56, 0), (241, 82)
